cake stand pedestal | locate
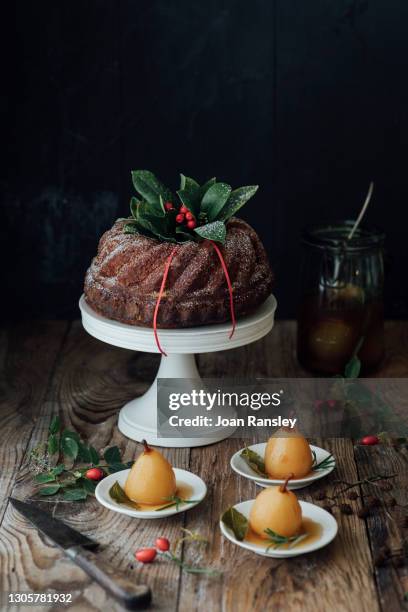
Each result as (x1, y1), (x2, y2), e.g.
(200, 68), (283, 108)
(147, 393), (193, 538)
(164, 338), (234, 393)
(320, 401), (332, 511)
(79, 294), (277, 447)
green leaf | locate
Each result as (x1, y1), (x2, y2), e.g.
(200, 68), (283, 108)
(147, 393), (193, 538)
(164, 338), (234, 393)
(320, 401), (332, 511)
(52, 464), (65, 476)
(199, 177), (216, 200)
(104, 446), (122, 464)
(217, 185), (259, 221)
(194, 221), (226, 244)
(81, 478), (97, 494)
(344, 355), (361, 379)
(47, 434), (59, 456)
(61, 437), (79, 460)
(130, 196), (140, 219)
(107, 462), (129, 473)
(62, 430), (80, 443)
(39, 484), (61, 496)
(123, 222), (139, 235)
(240, 448), (268, 477)
(89, 446), (100, 466)
(49, 415), (61, 435)
(109, 481), (140, 509)
(77, 443), (91, 463)
(177, 189), (200, 216)
(131, 170), (173, 206)
(180, 174), (200, 192)
(201, 183), (232, 221)
(35, 473), (56, 484)
(62, 488), (88, 501)
(221, 507), (248, 541)
(175, 227), (194, 242)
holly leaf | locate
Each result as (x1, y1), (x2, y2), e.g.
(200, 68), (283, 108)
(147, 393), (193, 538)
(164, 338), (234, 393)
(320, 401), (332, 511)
(131, 170), (173, 206)
(52, 464), (65, 476)
(175, 227), (194, 242)
(89, 446), (100, 466)
(201, 183), (231, 221)
(49, 415), (61, 435)
(35, 473), (56, 484)
(180, 174), (200, 193)
(217, 185), (259, 221)
(194, 221), (226, 244)
(108, 462), (129, 473)
(47, 434), (59, 456)
(221, 507), (249, 541)
(104, 446), (121, 464)
(39, 484), (61, 496)
(81, 478), (97, 494)
(123, 222), (139, 235)
(62, 488), (88, 501)
(61, 436), (79, 460)
(62, 430), (80, 442)
(199, 177), (216, 200)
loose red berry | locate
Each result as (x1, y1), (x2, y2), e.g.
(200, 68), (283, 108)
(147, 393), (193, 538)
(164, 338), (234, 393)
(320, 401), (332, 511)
(187, 220), (196, 229)
(176, 213), (185, 223)
(179, 205), (189, 214)
(361, 435), (380, 446)
(185, 211), (194, 221)
(155, 537), (170, 552)
(164, 202), (174, 211)
(135, 548), (157, 564)
(85, 467), (104, 481)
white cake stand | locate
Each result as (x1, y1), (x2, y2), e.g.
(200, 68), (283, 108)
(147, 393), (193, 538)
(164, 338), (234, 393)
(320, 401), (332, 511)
(79, 294), (277, 447)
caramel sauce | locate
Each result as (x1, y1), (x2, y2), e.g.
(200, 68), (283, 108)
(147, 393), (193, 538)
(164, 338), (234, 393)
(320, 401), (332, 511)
(135, 482), (194, 512)
(245, 518), (322, 550)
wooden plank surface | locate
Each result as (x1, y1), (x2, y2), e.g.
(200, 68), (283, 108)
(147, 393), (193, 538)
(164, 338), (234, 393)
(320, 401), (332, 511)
(0, 320), (407, 611)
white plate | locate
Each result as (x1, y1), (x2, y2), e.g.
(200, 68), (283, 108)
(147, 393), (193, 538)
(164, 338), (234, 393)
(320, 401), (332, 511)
(220, 500), (338, 557)
(230, 443), (335, 489)
(95, 468), (207, 519)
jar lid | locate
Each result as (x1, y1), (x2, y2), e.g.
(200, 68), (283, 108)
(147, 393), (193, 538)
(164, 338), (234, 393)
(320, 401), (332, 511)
(302, 221), (385, 252)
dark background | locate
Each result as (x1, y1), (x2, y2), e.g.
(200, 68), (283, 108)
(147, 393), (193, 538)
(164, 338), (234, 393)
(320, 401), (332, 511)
(2, 0), (408, 320)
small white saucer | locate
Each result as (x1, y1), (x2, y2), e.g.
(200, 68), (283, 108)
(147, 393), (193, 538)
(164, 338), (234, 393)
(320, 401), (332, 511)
(95, 468), (206, 519)
(220, 500), (338, 558)
(230, 443), (335, 489)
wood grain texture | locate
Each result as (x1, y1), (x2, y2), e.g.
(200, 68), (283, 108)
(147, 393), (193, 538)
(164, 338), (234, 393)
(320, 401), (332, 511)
(1, 320), (408, 611)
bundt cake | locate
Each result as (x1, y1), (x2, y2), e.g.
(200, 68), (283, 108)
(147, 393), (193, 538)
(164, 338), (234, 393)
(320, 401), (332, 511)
(84, 170), (273, 335)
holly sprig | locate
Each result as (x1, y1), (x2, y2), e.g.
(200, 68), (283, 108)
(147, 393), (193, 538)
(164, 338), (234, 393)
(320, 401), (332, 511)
(123, 170), (258, 244)
(30, 416), (133, 501)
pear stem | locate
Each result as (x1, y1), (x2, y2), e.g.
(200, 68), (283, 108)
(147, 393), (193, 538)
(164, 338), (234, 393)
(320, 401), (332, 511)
(279, 473), (294, 493)
(141, 439), (151, 453)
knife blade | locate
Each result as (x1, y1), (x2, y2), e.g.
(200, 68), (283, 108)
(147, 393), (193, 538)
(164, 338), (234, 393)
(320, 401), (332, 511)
(9, 497), (151, 610)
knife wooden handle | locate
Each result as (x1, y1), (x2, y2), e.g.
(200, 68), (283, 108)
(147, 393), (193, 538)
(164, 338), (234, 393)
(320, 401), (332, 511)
(66, 546), (151, 610)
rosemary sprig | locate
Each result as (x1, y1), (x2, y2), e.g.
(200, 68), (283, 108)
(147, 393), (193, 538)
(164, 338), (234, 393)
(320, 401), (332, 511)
(155, 495), (199, 512)
(160, 550), (221, 576)
(264, 528), (308, 551)
(312, 451), (336, 472)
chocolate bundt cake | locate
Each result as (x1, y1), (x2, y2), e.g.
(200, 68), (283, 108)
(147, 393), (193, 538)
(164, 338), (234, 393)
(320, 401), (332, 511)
(84, 170), (273, 329)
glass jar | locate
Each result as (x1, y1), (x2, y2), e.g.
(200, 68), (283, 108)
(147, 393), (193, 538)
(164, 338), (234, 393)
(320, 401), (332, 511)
(297, 221), (385, 375)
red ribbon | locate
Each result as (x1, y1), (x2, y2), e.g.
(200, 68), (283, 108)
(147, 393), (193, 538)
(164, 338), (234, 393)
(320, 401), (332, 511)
(153, 240), (236, 355)
(153, 246), (178, 356)
(209, 240), (236, 339)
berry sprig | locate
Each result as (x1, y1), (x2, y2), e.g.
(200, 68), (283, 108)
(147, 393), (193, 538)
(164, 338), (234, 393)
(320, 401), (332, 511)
(29, 416), (133, 501)
(123, 170), (259, 244)
(134, 531), (220, 576)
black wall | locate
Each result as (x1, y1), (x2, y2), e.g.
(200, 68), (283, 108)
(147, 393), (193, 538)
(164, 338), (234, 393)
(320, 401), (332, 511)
(2, 1), (408, 319)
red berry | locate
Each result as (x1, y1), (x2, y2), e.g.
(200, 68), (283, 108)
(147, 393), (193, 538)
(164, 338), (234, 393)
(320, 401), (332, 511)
(85, 468), (104, 481)
(327, 400), (336, 408)
(164, 202), (174, 211)
(186, 220), (196, 229)
(179, 205), (189, 214)
(185, 211), (194, 221)
(361, 435), (380, 446)
(135, 548), (157, 564)
(155, 537), (170, 552)
(176, 213), (185, 223)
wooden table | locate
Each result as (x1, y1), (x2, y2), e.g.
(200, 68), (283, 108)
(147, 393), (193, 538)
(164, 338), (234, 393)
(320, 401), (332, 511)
(1, 320), (408, 611)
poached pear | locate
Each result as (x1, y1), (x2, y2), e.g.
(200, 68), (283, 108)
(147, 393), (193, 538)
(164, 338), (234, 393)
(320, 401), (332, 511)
(249, 474), (302, 538)
(264, 428), (313, 479)
(124, 440), (176, 505)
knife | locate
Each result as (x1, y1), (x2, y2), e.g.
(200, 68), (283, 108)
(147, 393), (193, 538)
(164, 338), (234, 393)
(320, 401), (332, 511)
(9, 497), (151, 610)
